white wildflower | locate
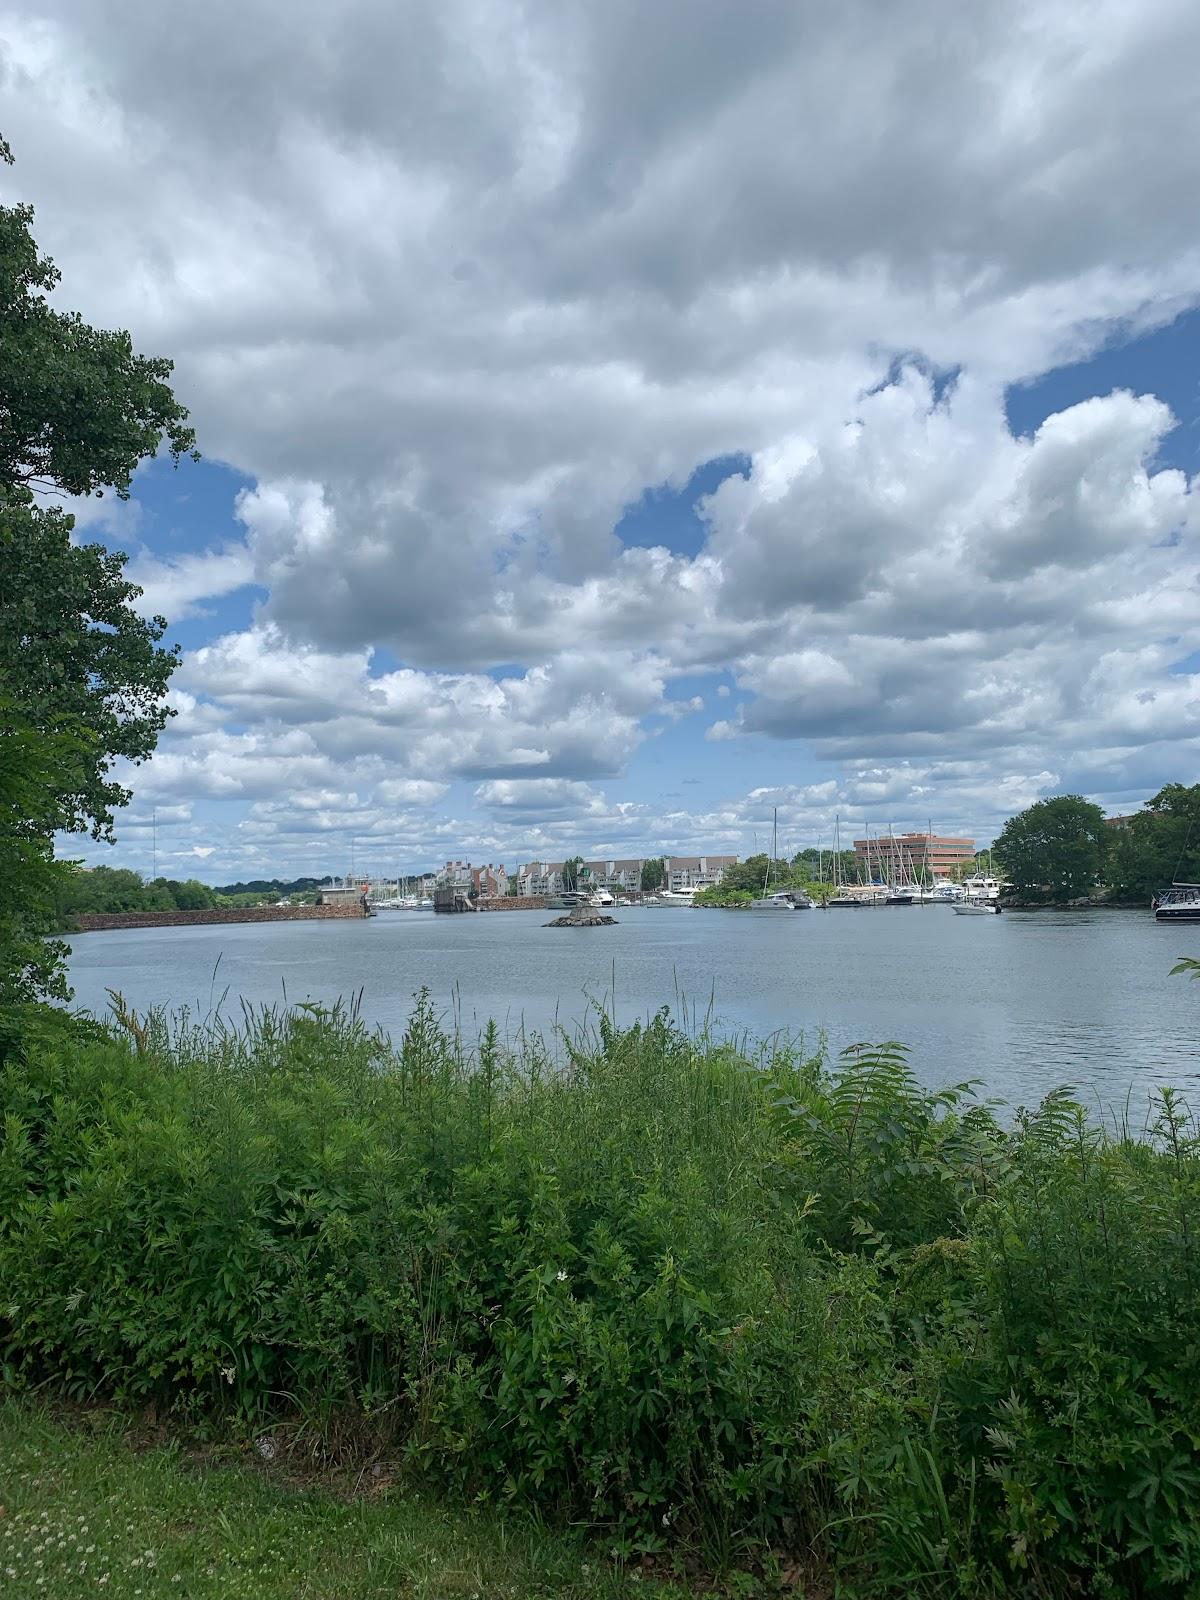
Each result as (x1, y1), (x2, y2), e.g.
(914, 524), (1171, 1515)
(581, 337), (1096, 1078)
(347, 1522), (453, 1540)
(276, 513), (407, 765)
(555, 1269), (568, 1283)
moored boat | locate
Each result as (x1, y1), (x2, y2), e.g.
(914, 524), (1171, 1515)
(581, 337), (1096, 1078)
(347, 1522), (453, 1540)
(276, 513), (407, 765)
(1153, 884), (1200, 922)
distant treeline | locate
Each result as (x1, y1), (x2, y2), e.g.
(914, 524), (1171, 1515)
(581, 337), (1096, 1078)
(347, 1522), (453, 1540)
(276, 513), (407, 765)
(56, 869), (337, 923)
(56, 866), (220, 922)
(212, 876), (332, 897)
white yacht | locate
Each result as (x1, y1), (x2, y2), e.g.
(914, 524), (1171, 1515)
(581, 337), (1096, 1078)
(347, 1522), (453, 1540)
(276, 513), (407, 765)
(961, 874), (1004, 902)
(750, 891), (799, 910)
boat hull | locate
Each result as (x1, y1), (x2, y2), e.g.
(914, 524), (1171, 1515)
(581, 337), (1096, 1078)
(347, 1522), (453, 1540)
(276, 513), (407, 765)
(1156, 905), (1200, 922)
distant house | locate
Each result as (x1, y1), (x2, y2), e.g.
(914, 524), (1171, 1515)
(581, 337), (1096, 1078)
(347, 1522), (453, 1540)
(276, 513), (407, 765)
(437, 860), (474, 887)
(471, 862), (507, 896)
(1105, 814), (1138, 831)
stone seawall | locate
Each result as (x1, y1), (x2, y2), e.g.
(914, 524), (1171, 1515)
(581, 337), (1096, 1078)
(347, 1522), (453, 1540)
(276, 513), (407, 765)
(71, 904), (368, 933)
(476, 896), (547, 911)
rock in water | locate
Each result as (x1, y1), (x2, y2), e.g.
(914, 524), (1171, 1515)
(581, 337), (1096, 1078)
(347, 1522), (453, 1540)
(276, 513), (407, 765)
(544, 906), (619, 927)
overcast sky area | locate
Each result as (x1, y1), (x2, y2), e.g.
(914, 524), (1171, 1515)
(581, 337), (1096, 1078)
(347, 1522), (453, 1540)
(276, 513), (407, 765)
(4, 0), (1199, 881)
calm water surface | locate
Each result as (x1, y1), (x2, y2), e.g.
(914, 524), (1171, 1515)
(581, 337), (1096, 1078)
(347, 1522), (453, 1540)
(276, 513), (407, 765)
(66, 906), (1200, 1112)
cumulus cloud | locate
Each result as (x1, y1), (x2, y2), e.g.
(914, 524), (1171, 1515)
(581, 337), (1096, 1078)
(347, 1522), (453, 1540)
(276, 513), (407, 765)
(9, 0), (1200, 872)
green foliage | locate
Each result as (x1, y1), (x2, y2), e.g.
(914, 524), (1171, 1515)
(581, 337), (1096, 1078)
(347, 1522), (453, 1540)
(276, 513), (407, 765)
(0, 703), (96, 1006)
(1108, 784), (1200, 900)
(640, 858), (665, 891)
(0, 139), (196, 499)
(0, 142), (195, 1004)
(562, 856), (585, 892)
(2, 997), (1197, 1595)
(692, 886), (754, 907)
(0, 496), (179, 839)
(792, 847), (859, 884)
(717, 854), (778, 893)
(993, 795), (1109, 901)
(214, 877), (329, 897)
(54, 866), (219, 922)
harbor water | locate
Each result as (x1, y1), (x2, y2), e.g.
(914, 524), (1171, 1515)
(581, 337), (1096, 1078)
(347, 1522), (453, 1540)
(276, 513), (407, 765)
(65, 905), (1199, 1115)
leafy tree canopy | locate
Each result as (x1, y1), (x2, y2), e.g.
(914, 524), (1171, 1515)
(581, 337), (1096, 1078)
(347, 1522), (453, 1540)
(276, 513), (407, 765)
(1107, 783), (1200, 899)
(0, 705), (96, 1005)
(562, 856), (585, 892)
(213, 877), (331, 898)
(0, 499), (177, 838)
(0, 138), (196, 500)
(993, 795), (1109, 900)
(1, 139), (196, 1004)
(639, 857), (665, 891)
(55, 866), (218, 919)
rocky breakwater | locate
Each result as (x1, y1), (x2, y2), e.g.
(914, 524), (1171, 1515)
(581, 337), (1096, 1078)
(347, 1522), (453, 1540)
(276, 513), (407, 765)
(72, 903), (368, 932)
(544, 904), (619, 928)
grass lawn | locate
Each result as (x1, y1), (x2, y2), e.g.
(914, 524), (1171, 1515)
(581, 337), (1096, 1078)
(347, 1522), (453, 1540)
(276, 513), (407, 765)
(0, 1399), (694, 1600)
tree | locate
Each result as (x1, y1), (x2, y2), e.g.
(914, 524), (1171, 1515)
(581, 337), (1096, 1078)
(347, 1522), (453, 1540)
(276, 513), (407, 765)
(1107, 784), (1200, 900)
(993, 796), (1109, 901)
(0, 502), (178, 837)
(0, 140), (196, 1002)
(0, 138), (195, 499)
(562, 856), (585, 892)
(640, 857), (665, 891)
(0, 705), (94, 1007)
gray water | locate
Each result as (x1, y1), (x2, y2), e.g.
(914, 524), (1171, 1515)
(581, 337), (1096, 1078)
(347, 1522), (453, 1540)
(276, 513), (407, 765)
(65, 905), (1200, 1113)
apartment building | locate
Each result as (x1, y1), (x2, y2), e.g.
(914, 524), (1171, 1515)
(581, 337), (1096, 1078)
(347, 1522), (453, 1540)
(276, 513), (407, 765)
(517, 861), (564, 897)
(662, 854), (737, 890)
(582, 858), (645, 890)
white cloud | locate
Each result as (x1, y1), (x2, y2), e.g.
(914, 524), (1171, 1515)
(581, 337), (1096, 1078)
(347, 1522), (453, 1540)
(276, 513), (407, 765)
(7, 0), (1200, 871)
(126, 544), (256, 620)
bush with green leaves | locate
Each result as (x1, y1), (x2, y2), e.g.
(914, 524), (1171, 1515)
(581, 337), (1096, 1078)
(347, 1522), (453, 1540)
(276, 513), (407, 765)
(1, 996), (1197, 1596)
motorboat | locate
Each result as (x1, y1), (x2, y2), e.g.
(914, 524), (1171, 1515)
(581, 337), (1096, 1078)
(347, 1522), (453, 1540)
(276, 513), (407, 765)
(547, 890), (589, 910)
(588, 888), (615, 907)
(1153, 884), (1200, 922)
(954, 900), (1001, 916)
(961, 874), (1004, 902)
(750, 891), (799, 910)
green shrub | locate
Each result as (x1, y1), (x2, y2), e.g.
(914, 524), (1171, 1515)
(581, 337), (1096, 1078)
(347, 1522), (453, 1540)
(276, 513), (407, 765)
(1, 995), (1197, 1595)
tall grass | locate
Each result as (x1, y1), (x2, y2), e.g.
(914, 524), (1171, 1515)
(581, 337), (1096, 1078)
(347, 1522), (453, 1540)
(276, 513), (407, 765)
(1, 993), (1197, 1596)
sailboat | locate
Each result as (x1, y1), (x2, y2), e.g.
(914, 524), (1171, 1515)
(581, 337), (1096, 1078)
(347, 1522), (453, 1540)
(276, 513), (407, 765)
(828, 815), (868, 907)
(751, 808), (809, 908)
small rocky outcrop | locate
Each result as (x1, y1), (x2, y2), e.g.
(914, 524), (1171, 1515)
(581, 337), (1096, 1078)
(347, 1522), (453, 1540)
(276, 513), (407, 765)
(544, 905), (619, 927)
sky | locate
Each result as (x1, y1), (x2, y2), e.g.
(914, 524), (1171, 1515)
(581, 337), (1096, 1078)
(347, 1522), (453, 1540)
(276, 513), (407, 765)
(3, 0), (1198, 883)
